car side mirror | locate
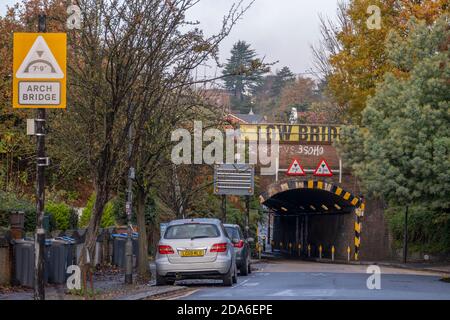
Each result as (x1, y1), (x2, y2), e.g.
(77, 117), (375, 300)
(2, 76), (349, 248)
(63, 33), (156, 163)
(247, 237), (254, 243)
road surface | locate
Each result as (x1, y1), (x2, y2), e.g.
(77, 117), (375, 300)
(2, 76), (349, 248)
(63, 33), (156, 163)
(173, 260), (450, 300)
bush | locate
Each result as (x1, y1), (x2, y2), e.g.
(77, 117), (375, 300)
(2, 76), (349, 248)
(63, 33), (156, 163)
(45, 201), (71, 231)
(79, 193), (116, 228)
(386, 205), (450, 254)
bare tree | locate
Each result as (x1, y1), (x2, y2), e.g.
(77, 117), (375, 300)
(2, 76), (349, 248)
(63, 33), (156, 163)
(311, 1), (349, 77)
(156, 163), (214, 219)
(54, 0), (254, 281)
(133, 89), (220, 280)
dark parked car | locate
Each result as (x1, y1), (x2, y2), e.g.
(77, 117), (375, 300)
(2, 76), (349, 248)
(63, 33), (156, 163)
(224, 224), (251, 276)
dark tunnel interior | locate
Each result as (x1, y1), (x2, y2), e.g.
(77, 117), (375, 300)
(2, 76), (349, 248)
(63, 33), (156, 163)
(263, 188), (357, 260)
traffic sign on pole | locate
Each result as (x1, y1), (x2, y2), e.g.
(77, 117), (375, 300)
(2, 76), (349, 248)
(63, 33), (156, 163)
(286, 158), (306, 176)
(313, 159), (333, 177)
(214, 164), (254, 196)
(13, 33), (66, 109)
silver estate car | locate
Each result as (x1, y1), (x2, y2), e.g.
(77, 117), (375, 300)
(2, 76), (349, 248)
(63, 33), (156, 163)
(155, 218), (237, 286)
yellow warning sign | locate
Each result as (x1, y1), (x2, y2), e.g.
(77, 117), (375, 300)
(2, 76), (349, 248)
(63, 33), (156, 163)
(13, 33), (66, 109)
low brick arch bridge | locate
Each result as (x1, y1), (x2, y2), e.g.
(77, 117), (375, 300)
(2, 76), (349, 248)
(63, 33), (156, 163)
(238, 123), (392, 261)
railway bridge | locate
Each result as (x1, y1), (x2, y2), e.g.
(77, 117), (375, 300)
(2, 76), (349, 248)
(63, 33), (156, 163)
(238, 123), (391, 261)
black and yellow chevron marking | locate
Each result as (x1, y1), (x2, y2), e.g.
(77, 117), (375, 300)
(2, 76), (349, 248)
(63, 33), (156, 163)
(354, 205), (364, 261)
(259, 180), (362, 208)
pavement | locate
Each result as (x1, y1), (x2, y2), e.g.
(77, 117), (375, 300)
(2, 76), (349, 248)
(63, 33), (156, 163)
(1, 258), (449, 300)
(0, 281), (189, 300)
(176, 259), (450, 300)
(0, 264), (189, 300)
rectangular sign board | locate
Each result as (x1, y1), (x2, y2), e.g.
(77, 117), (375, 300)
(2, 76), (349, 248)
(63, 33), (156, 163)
(13, 33), (67, 109)
(214, 164), (254, 196)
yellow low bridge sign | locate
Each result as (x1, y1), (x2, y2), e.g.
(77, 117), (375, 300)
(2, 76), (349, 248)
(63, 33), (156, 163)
(13, 33), (67, 109)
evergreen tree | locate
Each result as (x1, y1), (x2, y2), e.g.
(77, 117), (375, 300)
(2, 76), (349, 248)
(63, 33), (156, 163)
(223, 41), (265, 111)
(271, 66), (296, 97)
(339, 17), (449, 250)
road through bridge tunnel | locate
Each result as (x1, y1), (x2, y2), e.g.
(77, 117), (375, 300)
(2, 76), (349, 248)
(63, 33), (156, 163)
(260, 180), (364, 260)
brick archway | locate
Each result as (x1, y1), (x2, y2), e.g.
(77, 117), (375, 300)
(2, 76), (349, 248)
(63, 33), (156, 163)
(259, 179), (363, 209)
(260, 179), (365, 260)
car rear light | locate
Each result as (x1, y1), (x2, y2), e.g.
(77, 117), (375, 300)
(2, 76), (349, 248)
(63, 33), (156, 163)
(233, 240), (244, 248)
(210, 243), (227, 253)
(158, 245), (174, 254)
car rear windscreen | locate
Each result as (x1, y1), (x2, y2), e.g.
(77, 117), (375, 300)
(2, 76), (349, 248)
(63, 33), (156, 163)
(165, 223), (220, 239)
(225, 227), (240, 240)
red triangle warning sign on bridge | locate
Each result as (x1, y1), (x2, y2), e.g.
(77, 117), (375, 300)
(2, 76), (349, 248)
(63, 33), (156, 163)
(286, 159), (306, 176)
(313, 159), (333, 177)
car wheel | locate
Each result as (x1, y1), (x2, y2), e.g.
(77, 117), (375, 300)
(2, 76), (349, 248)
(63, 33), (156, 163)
(222, 265), (234, 287)
(240, 258), (249, 276)
(232, 265), (238, 284)
(248, 261), (252, 274)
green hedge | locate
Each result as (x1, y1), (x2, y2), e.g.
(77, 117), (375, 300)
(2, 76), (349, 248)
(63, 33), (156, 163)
(0, 191), (78, 232)
(79, 193), (116, 228)
(45, 201), (78, 231)
(386, 205), (450, 254)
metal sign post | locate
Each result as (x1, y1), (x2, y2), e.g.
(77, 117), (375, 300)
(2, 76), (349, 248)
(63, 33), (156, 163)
(214, 164), (254, 236)
(13, 16), (67, 299)
(245, 195), (250, 239)
(221, 195), (227, 223)
(34, 14), (47, 301)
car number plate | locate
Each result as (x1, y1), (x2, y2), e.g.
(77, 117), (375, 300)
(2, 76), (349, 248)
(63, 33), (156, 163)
(180, 249), (204, 257)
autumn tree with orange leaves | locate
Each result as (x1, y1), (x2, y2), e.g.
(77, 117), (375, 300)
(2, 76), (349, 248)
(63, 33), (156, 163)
(313, 0), (448, 122)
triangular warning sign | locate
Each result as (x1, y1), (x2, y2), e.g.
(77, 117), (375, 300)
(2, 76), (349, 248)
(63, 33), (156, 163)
(16, 36), (64, 79)
(286, 159), (306, 176)
(314, 159), (333, 177)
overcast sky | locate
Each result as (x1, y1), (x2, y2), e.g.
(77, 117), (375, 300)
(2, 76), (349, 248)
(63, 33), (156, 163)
(1, 0), (339, 78)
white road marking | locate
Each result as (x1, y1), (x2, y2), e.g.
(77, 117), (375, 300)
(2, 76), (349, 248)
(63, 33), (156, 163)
(232, 279), (250, 289)
(242, 282), (259, 287)
(270, 289), (336, 297)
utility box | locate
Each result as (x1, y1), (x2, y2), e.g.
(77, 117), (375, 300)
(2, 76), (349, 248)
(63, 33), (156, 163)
(43, 215), (50, 233)
(26, 119), (36, 135)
